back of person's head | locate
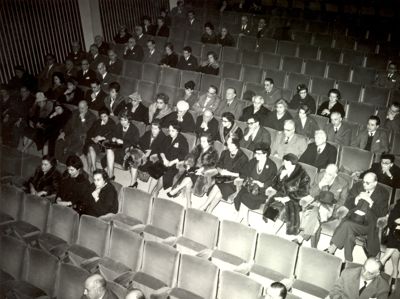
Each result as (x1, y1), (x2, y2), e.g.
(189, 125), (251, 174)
(66, 155), (83, 170)
(266, 282), (287, 299)
(183, 46), (192, 53)
(125, 288), (145, 299)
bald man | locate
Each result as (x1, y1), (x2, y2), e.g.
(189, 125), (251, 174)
(325, 172), (389, 261)
(271, 119), (307, 159)
(195, 109), (219, 141)
(328, 258), (389, 299)
(125, 289), (145, 299)
(83, 274), (117, 299)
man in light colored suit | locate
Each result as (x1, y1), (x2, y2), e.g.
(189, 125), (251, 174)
(240, 114), (271, 151)
(271, 119), (307, 159)
(328, 258), (389, 299)
(215, 87), (244, 120)
(324, 111), (352, 146)
(351, 115), (389, 156)
(143, 39), (162, 64)
(192, 85), (221, 114)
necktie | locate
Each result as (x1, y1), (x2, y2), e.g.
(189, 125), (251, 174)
(359, 281), (367, 295)
(110, 98), (115, 109)
(284, 137), (289, 144)
(334, 127), (338, 134)
(317, 147), (322, 154)
(242, 25), (245, 30)
(365, 133), (373, 151)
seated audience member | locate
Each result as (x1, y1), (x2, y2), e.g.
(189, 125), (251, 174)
(78, 59), (97, 87)
(85, 169), (118, 217)
(106, 49), (123, 75)
(241, 114), (271, 151)
(193, 85), (221, 114)
(177, 80), (198, 108)
(114, 25), (132, 44)
(128, 119), (166, 188)
(167, 133), (219, 208)
(265, 99), (293, 131)
(160, 8), (171, 27)
(359, 153), (400, 188)
(264, 282), (288, 299)
(195, 109), (219, 141)
(142, 16), (155, 35)
(253, 17), (268, 38)
(125, 288), (145, 299)
(215, 87), (244, 120)
(134, 25), (148, 48)
(264, 154), (310, 235)
(271, 119), (307, 159)
(201, 22), (217, 44)
(38, 53), (63, 93)
(217, 27), (235, 47)
(94, 35), (110, 56)
(47, 72), (66, 100)
(381, 199), (400, 292)
(143, 40), (162, 64)
(56, 155), (91, 215)
(88, 44), (106, 71)
(66, 41), (87, 66)
(185, 10), (200, 29)
(219, 112), (243, 143)
(97, 62), (116, 92)
(104, 82), (126, 116)
(383, 101), (400, 133)
(83, 274), (118, 299)
(239, 15), (252, 36)
(324, 111), (352, 146)
(22, 92), (54, 153)
(177, 46), (198, 71)
(328, 258), (389, 299)
(299, 130), (337, 170)
(351, 115), (389, 156)
(124, 92), (149, 124)
(59, 77), (83, 106)
(154, 16), (169, 37)
(152, 123), (189, 198)
(294, 104), (319, 141)
(289, 84), (316, 114)
(317, 88), (345, 118)
(240, 95), (270, 127)
(170, 0), (186, 18)
(201, 135), (248, 212)
(100, 111), (140, 181)
(124, 37), (144, 61)
(84, 109), (116, 174)
(325, 172), (389, 261)
(148, 93), (172, 123)
(161, 100), (195, 133)
(375, 62), (400, 89)
(23, 155), (61, 197)
(160, 42), (178, 67)
(292, 164), (349, 246)
(234, 143), (277, 225)
(55, 100), (96, 162)
(198, 51), (220, 75)
(85, 79), (107, 111)
(8, 65), (37, 92)
(64, 59), (78, 81)
(263, 78), (283, 110)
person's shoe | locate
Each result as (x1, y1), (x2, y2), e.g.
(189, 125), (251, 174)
(128, 182), (138, 188)
(167, 191), (179, 198)
(323, 248), (334, 255)
(291, 239), (303, 246)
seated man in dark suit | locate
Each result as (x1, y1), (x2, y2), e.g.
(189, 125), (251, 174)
(299, 130), (337, 171)
(96, 62), (115, 93)
(161, 100), (195, 133)
(143, 39), (162, 65)
(88, 44), (107, 71)
(239, 95), (270, 127)
(94, 35), (110, 56)
(133, 26), (148, 48)
(325, 172), (389, 261)
(240, 114), (271, 151)
(238, 15), (252, 36)
(328, 258), (389, 299)
(177, 46), (198, 71)
(83, 273), (118, 299)
(77, 59), (97, 87)
(123, 37), (144, 61)
(154, 16), (169, 37)
(85, 79), (107, 111)
(383, 102), (400, 133)
(195, 109), (219, 142)
(66, 40), (87, 67)
(106, 49), (123, 76)
(374, 62), (400, 89)
(324, 111), (352, 146)
(263, 78), (283, 110)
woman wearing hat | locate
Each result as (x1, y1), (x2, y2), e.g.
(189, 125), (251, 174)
(289, 84), (316, 114)
(123, 91), (149, 124)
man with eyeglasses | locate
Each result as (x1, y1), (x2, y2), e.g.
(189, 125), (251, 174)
(375, 62), (400, 89)
(240, 114), (271, 151)
(215, 87), (244, 120)
(324, 172), (389, 262)
(383, 101), (400, 133)
(239, 95), (270, 127)
(271, 119), (307, 159)
(328, 258), (389, 299)
(324, 111), (352, 146)
(192, 85), (221, 114)
(77, 59), (97, 87)
(359, 154), (400, 189)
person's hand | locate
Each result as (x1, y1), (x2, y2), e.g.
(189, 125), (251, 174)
(383, 167), (392, 178)
(91, 92), (96, 100)
(57, 199), (72, 207)
(265, 186), (277, 197)
(321, 109), (330, 115)
(116, 138), (123, 144)
(29, 120), (35, 128)
(395, 218), (400, 225)
(111, 137), (117, 142)
(36, 191), (48, 197)
(219, 169), (228, 176)
(275, 196), (290, 203)
(163, 158), (170, 167)
(58, 132), (65, 140)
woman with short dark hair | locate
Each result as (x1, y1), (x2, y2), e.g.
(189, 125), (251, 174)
(289, 84), (316, 114)
(198, 51), (220, 75)
(219, 112), (243, 143)
(294, 104), (319, 141)
(160, 42), (178, 67)
(317, 88), (345, 118)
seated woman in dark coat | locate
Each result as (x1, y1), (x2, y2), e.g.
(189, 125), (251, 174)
(234, 143), (277, 226)
(219, 112), (243, 144)
(317, 88), (345, 118)
(200, 22), (217, 44)
(46, 72), (66, 100)
(167, 133), (219, 208)
(264, 153), (311, 235)
(151, 122), (189, 199)
(84, 108), (116, 174)
(56, 155), (91, 215)
(58, 77), (84, 106)
(294, 104), (319, 141)
(198, 51), (220, 76)
(100, 111), (140, 182)
(265, 99), (293, 131)
(122, 92), (149, 124)
(288, 84), (316, 114)
(217, 27), (235, 47)
(160, 42), (179, 68)
(84, 169), (118, 217)
(25, 155), (61, 197)
(200, 134), (248, 213)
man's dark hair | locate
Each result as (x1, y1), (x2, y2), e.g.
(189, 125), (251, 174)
(270, 282), (287, 299)
(109, 82), (120, 93)
(183, 46), (192, 53)
(368, 115), (381, 126)
(265, 77), (274, 85)
(381, 153), (395, 163)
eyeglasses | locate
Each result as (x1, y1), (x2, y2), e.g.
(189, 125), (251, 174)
(362, 180), (374, 185)
(247, 121), (255, 125)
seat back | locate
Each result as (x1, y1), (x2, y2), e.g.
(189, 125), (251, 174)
(150, 198), (185, 237)
(218, 270), (263, 299)
(339, 146), (373, 174)
(255, 233), (298, 278)
(122, 60), (143, 79)
(295, 246), (342, 292)
(0, 235), (27, 280)
(298, 162), (318, 184)
(141, 241), (179, 286)
(183, 208), (219, 249)
(107, 226), (144, 272)
(75, 215), (111, 257)
(20, 194), (50, 232)
(182, 132), (197, 151)
(23, 247), (60, 297)
(217, 220), (257, 262)
(46, 204), (79, 244)
(0, 184), (24, 219)
(20, 154), (42, 180)
(120, 188), (152, 224)
(177, 254), (219, 299)
(55, 262), (89, 299)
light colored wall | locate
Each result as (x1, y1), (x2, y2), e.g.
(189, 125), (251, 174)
(78, 0), (103, 50)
